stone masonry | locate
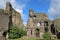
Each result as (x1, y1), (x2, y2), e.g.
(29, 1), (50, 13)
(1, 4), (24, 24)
(0, 2), (24, 40)
(0, 2), (60, 40)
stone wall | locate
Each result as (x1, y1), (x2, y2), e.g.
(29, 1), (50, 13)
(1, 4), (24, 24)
(0, 2), (24, 40)
(27, 9), (49, 38)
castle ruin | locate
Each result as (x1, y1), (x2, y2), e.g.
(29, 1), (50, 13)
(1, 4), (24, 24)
(27, 9), (60, 39)
(0, 2), (60, 40)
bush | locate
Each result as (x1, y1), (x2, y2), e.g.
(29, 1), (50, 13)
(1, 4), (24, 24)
(9, 25), (27, 39)
(43, 32), (50, 40)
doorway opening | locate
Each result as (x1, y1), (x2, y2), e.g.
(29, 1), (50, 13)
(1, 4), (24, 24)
(3, 31), (7, 37)
(51, 24), (55, 35)
(35, 28), (40, 37)
(44, 21), (48, 32)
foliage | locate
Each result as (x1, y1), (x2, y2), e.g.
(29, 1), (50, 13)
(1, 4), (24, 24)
(43, 32), (50, 40)
(9, 25), (27, 39)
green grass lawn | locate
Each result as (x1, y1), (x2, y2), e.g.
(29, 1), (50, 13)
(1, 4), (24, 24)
(9, 38), (20, 40)
(9, 36), (60, 40)
(9, 36), (38, 40)
(9, 38), (60, 40)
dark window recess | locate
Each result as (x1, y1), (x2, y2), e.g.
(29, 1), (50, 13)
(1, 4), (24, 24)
(51, 24), (55, 35)
(33, 15), (36, 19)
(31, 30), (32, 35)
(44, 21), (48, 27)
(34, 15), (36, 17)
(3, 31), (7, 37)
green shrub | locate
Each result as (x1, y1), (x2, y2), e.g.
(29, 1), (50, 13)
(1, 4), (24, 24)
(43, 32), (50, 40)
(9, 25), (27, 39)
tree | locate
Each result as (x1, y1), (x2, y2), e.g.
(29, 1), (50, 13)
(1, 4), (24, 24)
(9, 25), (27, 39)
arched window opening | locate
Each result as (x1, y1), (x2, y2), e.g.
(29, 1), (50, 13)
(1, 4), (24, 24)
(37, 23), (40, 27)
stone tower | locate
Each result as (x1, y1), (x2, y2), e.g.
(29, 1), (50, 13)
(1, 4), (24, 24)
(27, 10), (35, 37)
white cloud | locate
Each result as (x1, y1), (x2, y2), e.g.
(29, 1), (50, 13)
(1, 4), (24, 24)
(0, 0), (30, 26)
(23, 22), (27, 26)
(0, 0), (25, 15)
(48, 0), (60, 20)
(0, 0), (6, 9)
(48, 8), (55, 14)
(10, 0), (25, 16)
(15, 9), (23, 16)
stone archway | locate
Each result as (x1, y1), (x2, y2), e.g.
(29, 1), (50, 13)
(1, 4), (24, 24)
(34, 22), (40, 37)
(34, 21), (46, 38)
(50, 24), (55, 35)
(44, 21), (48, 32)
(3, 31), (7, 38)
(3, 30), (8, 40)
(35, 28), (40, 37)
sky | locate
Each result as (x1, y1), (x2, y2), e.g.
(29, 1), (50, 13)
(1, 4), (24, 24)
(0, 0), (60, 26)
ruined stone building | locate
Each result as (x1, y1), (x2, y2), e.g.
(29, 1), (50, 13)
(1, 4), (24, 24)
(27, 9), (48, 38)
(27, 9), (60, 39)
(0, 2), (60, 40)
(0, 2), (24, 40)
